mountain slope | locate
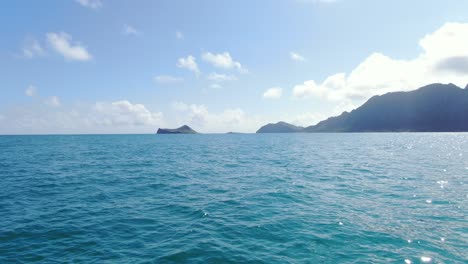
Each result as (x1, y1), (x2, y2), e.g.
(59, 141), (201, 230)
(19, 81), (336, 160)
(255, 83), (468, 133)
(304, 83), (468, 132)
(256, 121), (304, 133)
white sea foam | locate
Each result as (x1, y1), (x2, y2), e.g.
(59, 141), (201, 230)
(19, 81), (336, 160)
(420, 256), (431, 262)
(437, 180), (448, 188)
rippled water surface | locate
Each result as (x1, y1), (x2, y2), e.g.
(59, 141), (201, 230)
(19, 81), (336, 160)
(0, 134), (467, 263)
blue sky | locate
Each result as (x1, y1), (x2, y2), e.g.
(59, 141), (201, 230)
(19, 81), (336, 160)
(1, 0), (468, 134)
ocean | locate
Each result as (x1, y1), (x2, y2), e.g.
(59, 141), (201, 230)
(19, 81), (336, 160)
(0, 133), (466, 263)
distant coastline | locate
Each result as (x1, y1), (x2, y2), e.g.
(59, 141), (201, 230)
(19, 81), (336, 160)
(257, 83), (468, 133)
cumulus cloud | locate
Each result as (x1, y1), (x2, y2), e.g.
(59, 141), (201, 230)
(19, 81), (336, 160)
(292, 22), (468, 106)
(289, 101), (355, 127)
(47, 32), (92, 61)
(25, 85), (37, 97)
(176, 31), (184, 40)
(75, 0), (102, 9)
(172, 102), (263, 133)
(22, 38), (45, 58)
(0, 100), (164, 134)
(0, 97), (264, 134)
(202, 52), (247, 73)
(44, 96), (61, 107)
(291, 112), (325, 127)
(434, 56), (468, 74)
(171, 102), (208, 125)
(263, 87), (283, 99)
(207, 73), (237, 82)
(290, 52), (306, 62)
(92, 100), (163, 127)
(177, 55), (200, 76)
(292, 73), (345, 100)
(123, 24), (140, 36)
(154, 75), (183, 83)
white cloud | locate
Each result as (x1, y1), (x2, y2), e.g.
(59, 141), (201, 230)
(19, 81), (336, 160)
(202, 52), (247, 73)
(92, 100), (163, 127)
(154, 75), (183, 84)
(291, 112), (325, 127)
(289, 101), (355, 127)
(207, 72), (237, 82)
(44, 96), (61, 107)
(172, 102), (263, 133)
(177, 55), (200, 77)
(75, 0), (102, 9)
(290, 51), (306, 62)
(47, 32), (92, 61)
(176, 31), (184, 40)
(292, 22), (468, 105)
(25, 85), (37, 97)
(123, 24), (140, 36)
(0, 100), (164, 134)
(292, 75), (342, 100)
(172, 102), (208, 124)
(263, 87), (283, 99)
(22, 38), (45, 58)
(1, 98), (262, 134)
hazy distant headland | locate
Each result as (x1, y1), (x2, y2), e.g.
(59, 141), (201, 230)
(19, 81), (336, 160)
(257, 83), (468, 133)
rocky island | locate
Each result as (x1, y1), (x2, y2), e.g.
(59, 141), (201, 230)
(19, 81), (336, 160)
(157, 125), (198, 134)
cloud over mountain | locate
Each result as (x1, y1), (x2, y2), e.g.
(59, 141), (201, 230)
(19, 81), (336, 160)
(292, 23), (468, 108)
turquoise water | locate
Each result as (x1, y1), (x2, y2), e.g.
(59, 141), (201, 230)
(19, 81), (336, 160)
(0, 134), (466, 263)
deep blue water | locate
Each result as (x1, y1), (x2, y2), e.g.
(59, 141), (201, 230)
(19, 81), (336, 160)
(0, 134), (467, 263)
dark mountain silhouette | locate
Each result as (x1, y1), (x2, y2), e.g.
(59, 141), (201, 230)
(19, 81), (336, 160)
(257, 83), (468, 133)
(256, 121), (304, 133)
(157, 125), (198, 134)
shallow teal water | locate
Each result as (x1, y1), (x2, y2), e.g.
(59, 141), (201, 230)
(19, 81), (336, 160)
(0, 134), (467, 263)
